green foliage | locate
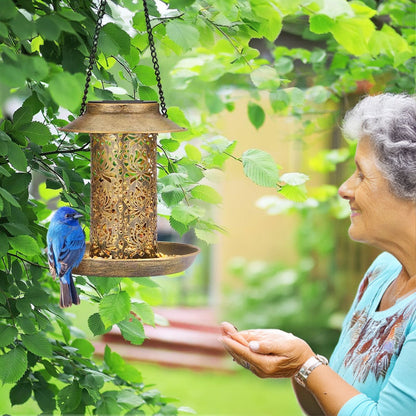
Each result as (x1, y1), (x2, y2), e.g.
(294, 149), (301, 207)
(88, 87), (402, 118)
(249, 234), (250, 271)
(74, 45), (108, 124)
(0, 0), (414, 414)
(226, 256), (341, 357)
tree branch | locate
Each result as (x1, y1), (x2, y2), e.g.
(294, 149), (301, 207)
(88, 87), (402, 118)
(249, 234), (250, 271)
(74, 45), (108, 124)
(8, 253), (49, 270)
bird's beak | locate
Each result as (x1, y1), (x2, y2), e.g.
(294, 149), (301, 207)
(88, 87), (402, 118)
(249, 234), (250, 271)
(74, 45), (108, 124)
(73, 214), (83, 219)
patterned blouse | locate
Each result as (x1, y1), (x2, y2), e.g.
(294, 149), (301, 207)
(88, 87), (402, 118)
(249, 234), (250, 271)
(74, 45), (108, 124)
(330, 252), (416, 416)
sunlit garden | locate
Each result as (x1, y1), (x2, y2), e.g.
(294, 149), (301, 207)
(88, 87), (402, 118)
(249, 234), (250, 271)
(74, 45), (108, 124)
(0, 0), (414, 415)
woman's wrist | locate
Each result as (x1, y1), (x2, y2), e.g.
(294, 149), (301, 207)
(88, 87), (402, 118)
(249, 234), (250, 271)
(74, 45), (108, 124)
(294, 354), (329, 388)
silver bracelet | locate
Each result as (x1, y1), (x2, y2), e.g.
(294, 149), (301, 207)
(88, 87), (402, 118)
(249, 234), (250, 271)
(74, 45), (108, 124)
(294, 354), (328, 388)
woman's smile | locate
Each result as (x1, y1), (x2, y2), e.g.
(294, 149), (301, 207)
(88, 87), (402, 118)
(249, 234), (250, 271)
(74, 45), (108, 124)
(339, 136), (416, 250)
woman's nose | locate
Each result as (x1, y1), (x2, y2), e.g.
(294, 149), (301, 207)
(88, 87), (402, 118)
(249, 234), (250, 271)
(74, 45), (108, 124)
(338, 175), (354, 200)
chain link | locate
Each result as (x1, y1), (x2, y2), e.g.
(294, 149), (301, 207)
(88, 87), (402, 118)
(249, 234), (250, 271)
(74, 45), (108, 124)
(142, 0), (168, 118)
(80, 0), (107, 116)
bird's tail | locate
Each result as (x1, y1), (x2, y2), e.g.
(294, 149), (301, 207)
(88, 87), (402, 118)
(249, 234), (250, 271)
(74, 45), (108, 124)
(60, 272), (80, 308)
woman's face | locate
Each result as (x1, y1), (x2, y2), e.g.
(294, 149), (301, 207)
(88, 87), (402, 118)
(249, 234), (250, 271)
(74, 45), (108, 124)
(338, 136), (415, 249)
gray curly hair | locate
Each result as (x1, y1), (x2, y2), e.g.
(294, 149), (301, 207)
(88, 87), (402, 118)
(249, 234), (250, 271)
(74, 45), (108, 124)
(342, 93), (416, 201)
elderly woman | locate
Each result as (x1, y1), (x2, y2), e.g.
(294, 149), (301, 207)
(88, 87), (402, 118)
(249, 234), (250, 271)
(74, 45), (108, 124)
(221, 93), (416, 416)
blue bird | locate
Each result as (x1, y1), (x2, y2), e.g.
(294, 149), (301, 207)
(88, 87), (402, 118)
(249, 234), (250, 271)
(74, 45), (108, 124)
(47, 206), (86, 308)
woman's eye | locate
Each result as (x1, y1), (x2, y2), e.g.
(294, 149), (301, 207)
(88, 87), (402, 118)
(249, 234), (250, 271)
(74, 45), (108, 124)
(357, 171), (364, 180)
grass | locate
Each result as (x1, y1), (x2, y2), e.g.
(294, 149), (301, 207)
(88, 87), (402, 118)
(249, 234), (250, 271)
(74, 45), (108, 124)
(0, 361), (302, 416)
(138, 362), (303, 416)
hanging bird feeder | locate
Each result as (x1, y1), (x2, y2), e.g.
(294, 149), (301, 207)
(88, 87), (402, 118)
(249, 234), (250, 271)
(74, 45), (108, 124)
(59, 1), (200, 277)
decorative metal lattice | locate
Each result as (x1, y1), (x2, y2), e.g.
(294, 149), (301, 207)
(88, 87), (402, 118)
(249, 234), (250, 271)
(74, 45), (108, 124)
(89, 132), (158, 259)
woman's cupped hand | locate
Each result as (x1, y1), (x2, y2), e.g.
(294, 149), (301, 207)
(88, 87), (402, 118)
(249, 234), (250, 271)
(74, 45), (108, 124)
(220, 321), (315, 378)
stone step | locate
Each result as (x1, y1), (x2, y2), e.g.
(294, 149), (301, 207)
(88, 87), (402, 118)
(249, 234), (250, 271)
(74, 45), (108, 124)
(99, 306), (230, 371)
(104, 323), (224, 355)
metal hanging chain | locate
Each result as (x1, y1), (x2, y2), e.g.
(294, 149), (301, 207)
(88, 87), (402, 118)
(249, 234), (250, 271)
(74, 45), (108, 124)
(80, 0), (107, 116)
(142, 0), (168, 117)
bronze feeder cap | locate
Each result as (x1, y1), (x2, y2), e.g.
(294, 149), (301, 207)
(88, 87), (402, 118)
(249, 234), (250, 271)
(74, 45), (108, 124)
(59, 100), (186, 134)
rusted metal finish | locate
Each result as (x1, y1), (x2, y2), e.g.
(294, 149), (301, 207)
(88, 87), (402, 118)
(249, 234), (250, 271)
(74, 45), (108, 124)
(89, 132), (158, 259)
(61, 101), (185, 133)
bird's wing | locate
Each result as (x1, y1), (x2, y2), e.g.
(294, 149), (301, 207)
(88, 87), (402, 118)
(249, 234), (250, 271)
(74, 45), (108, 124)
(46, 237), (57, 279)
(57, 227), (86, 278)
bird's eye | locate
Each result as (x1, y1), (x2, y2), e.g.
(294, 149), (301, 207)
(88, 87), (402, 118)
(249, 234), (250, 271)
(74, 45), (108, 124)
(65, 214), (69, 218)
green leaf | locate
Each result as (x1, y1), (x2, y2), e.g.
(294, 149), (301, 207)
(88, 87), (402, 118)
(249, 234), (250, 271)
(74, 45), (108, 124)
(117, 389), (145, 407)
(161, 185), (185, 206)
(171, 204), (202, 225)
(279, 184), (308, 202)
(10, 379), (32, 406)
(104, 345), (142, 383)
(9, 11), (35, 40)
(33, 383), (56, 413)
(270, 89), (290, 112)
(117, 317), (146, 345)
(99, 291), (131, 327)
(191, 185), (222, 204)
(4, 172), (31, 194)
(250, 66), (280, 89)
(0, 324), (18, 347)
(350, 1), (377, 18)
(169, 216), (189, 236)
(138, 86), (158, 101)
(160, 139), (180, 152)
(368, 24), (412, 67)
(309, 14), (334, 34)
(0, 22), (7, 37)
(21, 332), (53, 358)
(0, 0), (17, 21)
(71, 338), (95, 357)
(16, 316), (37, 334)
(88, 276), (123, 295)
(305, 86), (331, 104)
(131, 301), (155, 326)
(16, 297), (31, 315)
(57, 382), (82, 413)
(167, 106), (190, 129)
(166, 21), (200, 51)
(88, 312), (109, 336)
(58, 8), (87, 22)
(100, 23), (131, 55)
(7, 141), (27, 171)
(274, 57), (294, 75)
(36, 15), (63, 40)
(0, 234), (9, 257)
(247, 102), (265, 129)
(252, 3), (282, 42)
(330, 17), (375, 55)
(9, 235), (38, 256)
(170, 0), (196, 8)
(195, 226), (217, 244)
(25, 286), (49, 307)
(57, 320), (71, 343)
(134, 65), (157, 86)
(0, 187), (20, 208)
(49, 72), (84, 112)
(184, 144), (202, 162)
(20, 122), (52, 145)
(242, 149), (280, 187)
(96, 397), (122, 415)
(80, 372), (105, 391)
(0, 63), (26, 88)
(0, 347), (27, 384)
(13, 106), (32, 128)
